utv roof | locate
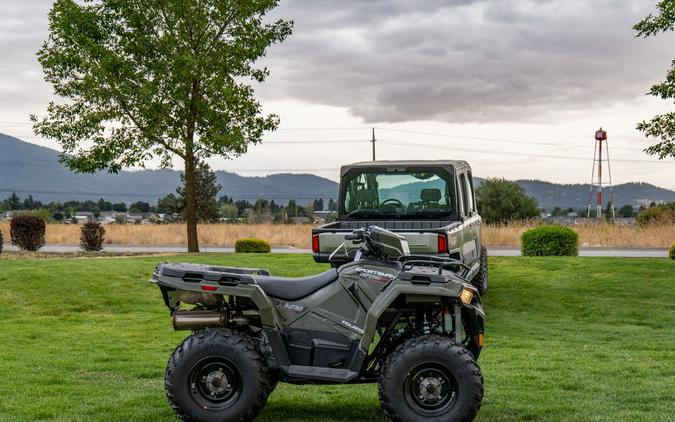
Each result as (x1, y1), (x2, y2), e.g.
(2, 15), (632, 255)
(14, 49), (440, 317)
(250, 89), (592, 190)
(340, 160), (470, 177)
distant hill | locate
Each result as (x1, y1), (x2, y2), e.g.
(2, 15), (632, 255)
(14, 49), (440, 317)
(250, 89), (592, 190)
(508, 179), (675, 210)
(0, 134), (338, 204)
(1, 133), (674, 208)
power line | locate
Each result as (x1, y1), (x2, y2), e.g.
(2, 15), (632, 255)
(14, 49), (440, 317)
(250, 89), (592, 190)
(381, 139), (674, 164)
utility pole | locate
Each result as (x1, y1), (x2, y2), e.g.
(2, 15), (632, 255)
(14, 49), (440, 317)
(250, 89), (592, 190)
(371, 127), (376, 161)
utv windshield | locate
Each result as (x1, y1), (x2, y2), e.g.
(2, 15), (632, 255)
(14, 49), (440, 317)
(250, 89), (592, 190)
(341, 170), (455, 220)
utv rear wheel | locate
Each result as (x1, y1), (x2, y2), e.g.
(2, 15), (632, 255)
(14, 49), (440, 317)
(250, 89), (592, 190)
(379, 335), (483, 422)
(471, 245), (488, 294)
(165, 329), (272, 422)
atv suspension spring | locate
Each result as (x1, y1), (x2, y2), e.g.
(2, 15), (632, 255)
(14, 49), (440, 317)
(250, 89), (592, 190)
(419, 313), (432, 335)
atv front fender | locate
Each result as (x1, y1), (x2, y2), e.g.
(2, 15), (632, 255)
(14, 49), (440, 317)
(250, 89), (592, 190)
(360, 282), (463, 350)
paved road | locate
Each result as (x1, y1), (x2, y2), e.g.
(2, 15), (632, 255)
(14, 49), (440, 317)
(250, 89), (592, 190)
(2, 244), (669, 257)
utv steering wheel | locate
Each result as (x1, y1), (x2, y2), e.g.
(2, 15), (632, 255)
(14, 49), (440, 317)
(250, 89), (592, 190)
(381, 198), (403, 207)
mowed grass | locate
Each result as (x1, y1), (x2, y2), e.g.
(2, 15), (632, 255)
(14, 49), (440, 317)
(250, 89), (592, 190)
(0, 255), (672, 421)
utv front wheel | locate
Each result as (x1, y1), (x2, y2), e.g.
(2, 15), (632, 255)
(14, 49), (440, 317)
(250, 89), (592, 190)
(165, 329), (272, 422)
(471, 245), (488, 294)
(379, 336), (483, 422)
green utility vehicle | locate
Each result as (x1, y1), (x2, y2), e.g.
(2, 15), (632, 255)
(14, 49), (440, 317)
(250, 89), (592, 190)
(152, 226), (485, 421)
(313, 160), (488, 293)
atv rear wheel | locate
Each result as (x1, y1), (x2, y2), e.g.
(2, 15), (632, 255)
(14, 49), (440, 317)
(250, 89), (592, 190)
(471, 245), (488, 294)
(165, 329), (272, 422)
(379, 335), (483, 422)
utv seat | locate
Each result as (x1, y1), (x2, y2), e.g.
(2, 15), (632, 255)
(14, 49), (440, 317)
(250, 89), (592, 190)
(253, 269), (338, 301)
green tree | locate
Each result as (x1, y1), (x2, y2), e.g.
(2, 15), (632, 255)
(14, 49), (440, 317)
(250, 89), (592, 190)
(5, 193), (22, 211)
(618, 204), (634, 218)
(634, 1), (675, 159)
(218, 203), (238, 220)
(604, 201), (615, 221)
(166, 162), (222, 222)
(129, 201), (151, 213)
(32, 0), (292, 251)
(328, 198), (337, 211)
(475, 178), (539, 224)
(112, 202), (127, 212)
(287, 199), (298, 218)
(551, 206), (563, 217)
(182, 162), (220, 223)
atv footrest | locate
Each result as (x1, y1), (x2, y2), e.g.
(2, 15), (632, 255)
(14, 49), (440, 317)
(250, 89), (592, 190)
(284, 365), (357, 383)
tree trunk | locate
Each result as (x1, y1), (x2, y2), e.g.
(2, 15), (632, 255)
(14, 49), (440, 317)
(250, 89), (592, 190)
(184, 157), (199, 252)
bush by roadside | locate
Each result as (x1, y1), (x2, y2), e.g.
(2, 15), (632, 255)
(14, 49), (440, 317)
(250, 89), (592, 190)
(80, 222), (106, 252)
(10, 215), (46, 252)
(235, 238), (271, 253)
(669, 243), (675, 260)
(521, 226), (579, 256)
(637, 202), (675, 226)
(0, 230), (3, 254)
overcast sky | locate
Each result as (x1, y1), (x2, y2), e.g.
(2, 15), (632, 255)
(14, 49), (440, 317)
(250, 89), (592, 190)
(1, 0), (673, 189)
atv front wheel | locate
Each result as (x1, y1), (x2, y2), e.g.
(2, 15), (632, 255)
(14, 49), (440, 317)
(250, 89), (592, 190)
(471, 245), (488, 294)
(165, 329), (272, 422)
(379, 335), (483, 422)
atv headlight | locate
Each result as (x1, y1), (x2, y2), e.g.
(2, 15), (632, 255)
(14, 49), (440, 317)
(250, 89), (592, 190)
(460, 288), (474, 305)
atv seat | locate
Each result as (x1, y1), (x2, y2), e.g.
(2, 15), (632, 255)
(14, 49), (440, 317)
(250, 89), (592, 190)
(253, 269), (338, 301)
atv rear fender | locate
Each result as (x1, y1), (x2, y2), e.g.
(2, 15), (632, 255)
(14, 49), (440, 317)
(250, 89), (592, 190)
(150, 264), (282, 329)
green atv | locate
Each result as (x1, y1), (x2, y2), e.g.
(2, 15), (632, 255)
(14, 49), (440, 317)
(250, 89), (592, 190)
(152, 226), (485, 422)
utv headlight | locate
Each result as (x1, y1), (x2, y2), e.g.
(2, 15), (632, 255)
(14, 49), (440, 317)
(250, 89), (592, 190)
(460, 288), (474, 305)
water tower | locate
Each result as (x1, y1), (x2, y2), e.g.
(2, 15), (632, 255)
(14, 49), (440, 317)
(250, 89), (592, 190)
(587, 128), (615, 220)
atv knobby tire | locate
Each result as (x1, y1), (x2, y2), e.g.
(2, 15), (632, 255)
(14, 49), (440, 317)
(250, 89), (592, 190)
(165, 329), (272, 422)
(471, 245), (488, 294)
(379, 335), (483, 422)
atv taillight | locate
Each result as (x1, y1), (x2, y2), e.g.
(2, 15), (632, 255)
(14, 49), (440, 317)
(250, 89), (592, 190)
(437, 233), (448, 254)
(312, 234), (320, 253)
(201, 284), (218, 292)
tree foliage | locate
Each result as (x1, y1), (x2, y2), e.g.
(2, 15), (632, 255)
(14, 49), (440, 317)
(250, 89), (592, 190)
(476, 178), (539, 224)
(32, 0), (292, 251)
(634, 0), (675, 159)
(174, 162), (221, 222)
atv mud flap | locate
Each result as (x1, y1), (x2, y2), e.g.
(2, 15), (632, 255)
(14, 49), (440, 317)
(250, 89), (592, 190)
(462, 302), (485, 359)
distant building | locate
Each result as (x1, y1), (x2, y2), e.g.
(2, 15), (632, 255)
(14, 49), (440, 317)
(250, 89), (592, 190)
(74, 211), (95, 224)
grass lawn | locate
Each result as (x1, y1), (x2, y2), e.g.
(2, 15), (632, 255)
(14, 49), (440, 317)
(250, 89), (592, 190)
(0, 254), (672, 421)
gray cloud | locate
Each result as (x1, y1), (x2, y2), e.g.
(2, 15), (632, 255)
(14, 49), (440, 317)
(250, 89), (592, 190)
(1, 1), (672, 125)
(259, 0), (674, 123)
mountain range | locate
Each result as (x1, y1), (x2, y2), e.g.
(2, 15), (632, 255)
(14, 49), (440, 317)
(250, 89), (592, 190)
(1, 133), (674, 209)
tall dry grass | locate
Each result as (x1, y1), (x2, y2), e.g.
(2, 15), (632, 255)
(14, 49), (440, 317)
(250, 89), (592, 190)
(0, 221), (673, 248)
(483, 221), (675, 248)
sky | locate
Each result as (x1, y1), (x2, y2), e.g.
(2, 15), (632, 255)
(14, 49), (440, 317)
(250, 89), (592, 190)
(0, 0), (673, 189)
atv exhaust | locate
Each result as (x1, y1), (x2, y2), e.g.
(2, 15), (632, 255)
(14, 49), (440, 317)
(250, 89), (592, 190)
(172, 310), (227, 330)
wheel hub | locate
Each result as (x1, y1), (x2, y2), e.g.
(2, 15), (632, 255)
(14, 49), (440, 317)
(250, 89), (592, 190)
(406, 364), (458, 415)
(419, 376), (444, 401)
(204, 370), (230, 395)
(189, 357), (241, 410)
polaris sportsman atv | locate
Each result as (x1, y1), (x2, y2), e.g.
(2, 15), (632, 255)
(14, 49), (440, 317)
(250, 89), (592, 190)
(151, 226), (485, 422)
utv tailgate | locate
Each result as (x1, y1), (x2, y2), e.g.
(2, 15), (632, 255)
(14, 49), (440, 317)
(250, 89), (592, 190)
(312, 221), (461, 263)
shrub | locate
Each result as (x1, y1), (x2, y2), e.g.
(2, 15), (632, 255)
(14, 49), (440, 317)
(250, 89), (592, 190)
(669, 243), (675, 260)
(10, 215), (46, 251)
(235, 238), (271, 253)
(521, 226), (578, 257)
(637, 202), (675, 226)
(80, 222), (106, 252)
(0, 229), (3, 254)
